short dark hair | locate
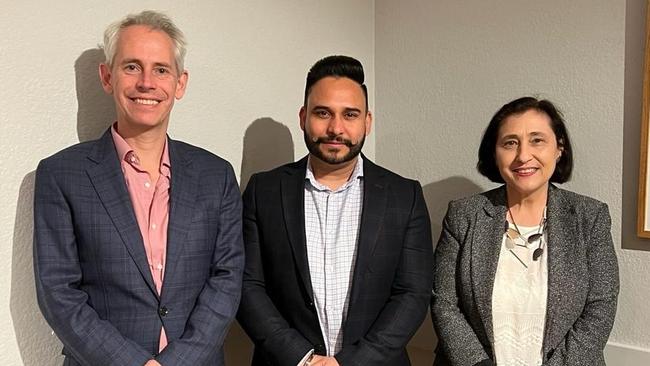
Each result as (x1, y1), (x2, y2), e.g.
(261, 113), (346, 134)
(477, 96), (573, 183)
(304, 55), (368, 110)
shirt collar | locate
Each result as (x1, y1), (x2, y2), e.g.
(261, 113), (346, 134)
(305, 154), (364, 192)
(111, 123), (171, 177)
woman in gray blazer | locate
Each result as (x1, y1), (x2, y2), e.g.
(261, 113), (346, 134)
(431, 97), (619, 366)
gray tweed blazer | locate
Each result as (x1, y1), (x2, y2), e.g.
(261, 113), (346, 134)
(431, 185), (619, 366)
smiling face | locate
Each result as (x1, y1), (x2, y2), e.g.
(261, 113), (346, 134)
(299, 76), (372, 165)
(495, 109), (563, 201)
(99, 25), (188, 134)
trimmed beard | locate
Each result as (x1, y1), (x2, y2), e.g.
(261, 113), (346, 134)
(303, 131), (365, 165)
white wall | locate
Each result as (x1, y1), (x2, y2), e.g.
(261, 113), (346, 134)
(375, 0), (650, 364)
(0, 1), (374, 365)
(4, 0), (649, 365)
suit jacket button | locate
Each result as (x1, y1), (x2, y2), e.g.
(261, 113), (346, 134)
(159, 307), (169, 317)
(307, 302), (316, 313)
(315, 344), (325, 355)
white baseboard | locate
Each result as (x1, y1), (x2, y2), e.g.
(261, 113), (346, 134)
(406, 341), (650, 365)
(605, 342), (650, 365)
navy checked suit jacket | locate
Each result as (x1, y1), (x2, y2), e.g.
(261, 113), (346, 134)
(237, 156), (433, 366)
(34, 130), (244, 366)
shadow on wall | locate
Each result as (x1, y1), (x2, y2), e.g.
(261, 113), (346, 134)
(11, 172), (64, 366)
(9, 49), (116, 365)
(423, 176), (483, 241)
(239, 117), (295, 191)
(76, 48), (115, 142)
(406, 176), (483, 364)
(224, 118), (294, 365)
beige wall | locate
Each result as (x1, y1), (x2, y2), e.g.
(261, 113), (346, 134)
(375, 0), (650, 363)
(4, 0), (650, 364)
(1, 1), (373, 364)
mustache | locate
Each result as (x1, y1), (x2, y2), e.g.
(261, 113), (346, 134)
(312, 136), (356, 147)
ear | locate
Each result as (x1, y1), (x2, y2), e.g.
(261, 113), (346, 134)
(365, 110), (373, 136)
(174, 70), (189, 100)
(299, 106), (306, 131)
(99, 63), (113, 94)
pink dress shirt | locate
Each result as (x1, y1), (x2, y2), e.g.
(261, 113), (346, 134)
(112, 125), (171, 352)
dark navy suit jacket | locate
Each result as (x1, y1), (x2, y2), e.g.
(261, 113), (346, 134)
(237, 156), (433, 366)
(34, 129), (244, 366)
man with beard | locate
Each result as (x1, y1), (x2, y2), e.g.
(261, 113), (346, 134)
(237, 55), (433, 366)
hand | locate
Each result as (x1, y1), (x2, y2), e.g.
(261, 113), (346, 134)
(144, 360), (162, 366)
(308, 355), (339, 366)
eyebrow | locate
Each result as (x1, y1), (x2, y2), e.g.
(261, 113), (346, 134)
(344, 107), (362, 113)
(312, 105), (362, 113)
(500, 131), (548, 139)
(120, 58), (173, 68)
(120, 58), (141, 65)
(311, 105), (332, 112)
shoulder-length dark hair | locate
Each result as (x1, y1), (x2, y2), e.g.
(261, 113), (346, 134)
(477, 96), (573, 183)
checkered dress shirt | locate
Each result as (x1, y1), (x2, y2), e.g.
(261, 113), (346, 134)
(304, 156), (364, 356)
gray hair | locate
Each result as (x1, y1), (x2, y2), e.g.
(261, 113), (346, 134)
(102, 10), (187, 73)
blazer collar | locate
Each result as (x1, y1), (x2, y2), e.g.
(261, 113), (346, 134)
(86, 129), (158, 296)
(160, 138), (198, 297)
(542, 185), (578, 354)
(471, 186), (508, 343)
(471, 184), (577, 348)
(279, 154), (387, 302)
(86, 129), (197, 298)
(280, 156), (313, 298)
(351, 156), (388, 290)
(341, 157), (389, 340)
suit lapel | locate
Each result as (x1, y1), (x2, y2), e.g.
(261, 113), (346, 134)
(471, 187), (507, 343)
(543, 186), (577, 353)
(161, 139), (198, 296)
(281, 157), (314, 298)
(86, 130), (157, 296)
(350, 159), (387, 292)
(469, 186), (577, 351)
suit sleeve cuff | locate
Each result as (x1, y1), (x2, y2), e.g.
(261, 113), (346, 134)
(297, 349), (314, 366)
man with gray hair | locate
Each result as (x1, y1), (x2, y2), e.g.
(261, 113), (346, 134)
(34, 10), (243, 365)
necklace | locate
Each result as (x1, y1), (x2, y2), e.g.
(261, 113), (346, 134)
(505, 207), (547, 268)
